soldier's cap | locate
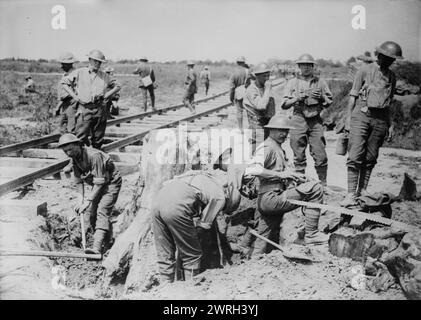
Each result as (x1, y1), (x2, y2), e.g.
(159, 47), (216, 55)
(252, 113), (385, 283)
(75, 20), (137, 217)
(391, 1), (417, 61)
(187, 60), (195, 66)
(87, 49), (107, 62)
(264, 115), (298, 130)
(252, 63), (271, 75)
(204, 66), (209, 70)
(25, 76), (32, 80)
(57, 133), (82, 148)
(139, 56), (148, 62)
(58, 52), (78, 64)
(104, 67), (114, 73)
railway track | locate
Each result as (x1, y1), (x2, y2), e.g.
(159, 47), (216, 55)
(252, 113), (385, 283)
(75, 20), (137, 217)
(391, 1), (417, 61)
(0, 78), (286, 198)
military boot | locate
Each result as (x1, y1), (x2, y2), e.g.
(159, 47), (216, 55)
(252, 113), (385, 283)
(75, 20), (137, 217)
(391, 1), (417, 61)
(304, 209), (329, 245)
(85, 229), (107, 254)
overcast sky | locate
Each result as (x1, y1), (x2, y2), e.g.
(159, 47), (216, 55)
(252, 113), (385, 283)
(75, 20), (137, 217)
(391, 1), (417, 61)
(1, 0), (420, 63)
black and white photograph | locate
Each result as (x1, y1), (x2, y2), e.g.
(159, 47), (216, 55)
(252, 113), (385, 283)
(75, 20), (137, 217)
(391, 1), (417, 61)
(0, 0), (420, 305)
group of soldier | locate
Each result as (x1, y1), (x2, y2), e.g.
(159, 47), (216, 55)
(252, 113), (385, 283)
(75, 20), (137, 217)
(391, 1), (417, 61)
(50, 40), (403, 283)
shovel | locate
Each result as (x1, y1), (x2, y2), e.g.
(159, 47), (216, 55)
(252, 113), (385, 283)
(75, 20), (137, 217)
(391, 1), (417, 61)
(249, 230), (318, 262)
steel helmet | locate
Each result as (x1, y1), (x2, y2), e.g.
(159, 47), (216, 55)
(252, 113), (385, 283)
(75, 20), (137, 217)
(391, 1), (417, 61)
(58, 52), (78, 64)
(236, 56), (246, 63)
(296, 53), (316, 65)
(57, 133), (81, 148)
(187, 60), (195, 66)
(87, 49), (107, 62)
(104, 66), (114, 73)
(139, 56), (148, 62)
(375, 41), (403, 60)
(252, 63), (271, 75)
(25, 76), (32, 80)
(204, 66), (209, 70)
(264, 115), (298, 130)
(357, 51), (375, 63)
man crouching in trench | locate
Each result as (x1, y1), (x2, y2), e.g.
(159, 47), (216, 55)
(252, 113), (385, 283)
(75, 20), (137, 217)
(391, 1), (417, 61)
(151, 148), (250, 285)
(58, 133), (122, 254)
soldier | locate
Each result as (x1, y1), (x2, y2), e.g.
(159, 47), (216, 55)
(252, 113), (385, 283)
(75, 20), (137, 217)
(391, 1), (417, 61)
(199, 66), (211, 95)
(244, 115), (329, 254)
(280, 54), (333, 190)
(133, 57), (156, 112)
(56, 52), (78, 134)
(341, 41), (402, 207)
(243, 63), (275, 152)
(24, 76), (36, 93)
(57, 133), (122, 254)
(229, 56), (251, 132)
(183, 61), (198, 114)
(61, 49), (121, 149)
(152, 166), (244, 284)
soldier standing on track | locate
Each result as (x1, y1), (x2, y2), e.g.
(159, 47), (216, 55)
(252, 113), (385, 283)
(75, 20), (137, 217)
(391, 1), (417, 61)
(200, 66), (211, 96)
(244, 115), (330, 254)
(183, 61), (198, 114)
(57, 133), (122, 255)
(61, 49), (121, 150)
(280, 54), (333, 190)
(243, 63), (275, 152)
(229, 56), (251, 133)
(341, 41), (402, 207)
(133, 57), (156, 112)
(56, 52), (78, 134)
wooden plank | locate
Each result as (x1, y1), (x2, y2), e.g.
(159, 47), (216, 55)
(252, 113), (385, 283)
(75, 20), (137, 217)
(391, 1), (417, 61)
(0, 157), (57, 168)
(0, 167), (39, 179)
(123, 146), (143, 153)
(22, 148), (66, 160)
(0, 200), (47, 217)
(0, 134), (60, 156)
(0, 159), (69, 197)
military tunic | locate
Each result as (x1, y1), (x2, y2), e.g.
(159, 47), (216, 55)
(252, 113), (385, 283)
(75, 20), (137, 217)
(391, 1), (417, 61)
(73, 146), (122, 231)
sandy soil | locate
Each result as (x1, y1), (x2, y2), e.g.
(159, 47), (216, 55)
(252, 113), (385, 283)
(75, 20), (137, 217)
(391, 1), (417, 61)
(0, 83), (420, 300)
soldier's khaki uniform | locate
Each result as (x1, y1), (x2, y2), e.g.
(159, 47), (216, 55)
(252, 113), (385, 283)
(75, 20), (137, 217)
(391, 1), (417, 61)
(73, 146), (122, 233)
(347, 63), (396, 191)
(229, 67), (250, 129)
(281, 76), (332, 183)
(200, 69), (211, 95)
(57, 67), (77, 134)
(183, 69), (198, 112)
(61, 67), (120, 149)
(243, 81), (275, 150)
(134, 62), (156, 111)
(152, 169), (242, 280)
(249, 137), (325, 254)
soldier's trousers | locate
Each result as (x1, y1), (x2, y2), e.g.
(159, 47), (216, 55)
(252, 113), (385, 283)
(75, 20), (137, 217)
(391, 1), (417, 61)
(59, 100), (77, 134)
(152, 179), (202, 277)
(203, 81), (209, 95)
(246, 110), (270, 152)
(84, 172), (122, 232)
(235, 99), (244, 130)
(75, 104), (108, 149)
(253, 181), (323, 255)
(347, 107), (389, 171)
(140, 86), (155, 111)
(183, 93), (195, 112)
(289, 115), (327, 173)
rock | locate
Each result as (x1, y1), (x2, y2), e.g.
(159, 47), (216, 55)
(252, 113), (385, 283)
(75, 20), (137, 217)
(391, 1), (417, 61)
(397, 173), (418, 201)
(383, 230), (421, 300)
